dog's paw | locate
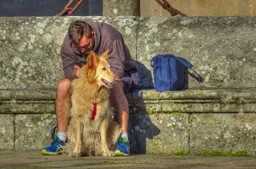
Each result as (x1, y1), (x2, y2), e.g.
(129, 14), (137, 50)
(102, 150), (115, 157)
(70, 151), (81, 158)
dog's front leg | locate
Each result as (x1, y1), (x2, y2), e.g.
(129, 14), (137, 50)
(100, 119), (114, 156)
(73, 117), (83, 157)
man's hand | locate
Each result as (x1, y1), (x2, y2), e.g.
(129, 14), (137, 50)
(74, 65), (81, 78)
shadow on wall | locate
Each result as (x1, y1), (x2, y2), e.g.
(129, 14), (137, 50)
(129, 113), (161, 154)
(128, 60), (203, 154)
(136, 61), (154, 89)
(128, 61), (160, 154)
(183, 58), (204, 90)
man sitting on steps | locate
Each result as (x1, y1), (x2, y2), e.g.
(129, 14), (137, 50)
(41, 20), (139, 156)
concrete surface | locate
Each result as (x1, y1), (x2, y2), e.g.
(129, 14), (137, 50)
(141, 0), (256, 16)
(0, 151), (256, 169)
(103, 0), (140, 16)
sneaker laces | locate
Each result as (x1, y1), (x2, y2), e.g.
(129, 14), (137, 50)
(51, 137), (64, 147)
(56, 144), (63, 151)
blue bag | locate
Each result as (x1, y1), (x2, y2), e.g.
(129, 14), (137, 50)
(150, 54), (193, 92)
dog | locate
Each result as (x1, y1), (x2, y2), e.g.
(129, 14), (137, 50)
(67, 50), (122, 157)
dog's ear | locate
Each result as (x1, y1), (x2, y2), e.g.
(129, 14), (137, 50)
(86, 50), (99, 83)
(100, 49), (109, 61)
(87, 50), (99, 68)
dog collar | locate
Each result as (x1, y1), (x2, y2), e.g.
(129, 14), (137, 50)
(91, 103), (97, 120)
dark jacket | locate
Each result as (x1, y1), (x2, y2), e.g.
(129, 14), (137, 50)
(60, 20), (139, 91)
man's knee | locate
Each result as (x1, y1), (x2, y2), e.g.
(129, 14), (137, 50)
(57, 78), (72, 96)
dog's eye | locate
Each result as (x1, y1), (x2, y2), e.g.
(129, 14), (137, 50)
(102, 67), (107, 71)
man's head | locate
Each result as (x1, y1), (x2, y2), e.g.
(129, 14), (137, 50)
(68, 20), (96, 54)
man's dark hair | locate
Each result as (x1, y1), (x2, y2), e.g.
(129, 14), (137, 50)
(68, 20), (93, 47)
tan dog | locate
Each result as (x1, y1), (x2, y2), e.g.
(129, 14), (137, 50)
(67, 50), (122, 157)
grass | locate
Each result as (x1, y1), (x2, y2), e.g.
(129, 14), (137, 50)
(172, 151), (188, 156)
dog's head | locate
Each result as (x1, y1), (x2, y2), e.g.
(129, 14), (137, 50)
(83, 50), (119, 88)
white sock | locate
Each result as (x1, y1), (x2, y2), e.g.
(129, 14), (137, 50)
(57, 132), (67, 142)
(121, 132), (128, 139)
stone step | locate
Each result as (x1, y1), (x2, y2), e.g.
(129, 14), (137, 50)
(1, 89), (256, 114)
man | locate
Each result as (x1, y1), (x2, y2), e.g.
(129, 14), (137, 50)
(41, 20), (139, 156)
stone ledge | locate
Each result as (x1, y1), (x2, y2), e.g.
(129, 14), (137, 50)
(130, 88), (256, 101)
(0, 89), (55, 101)
(130, 89), (256, 113)
(1, 89), (256, 114)
(0, 89), (55, 114)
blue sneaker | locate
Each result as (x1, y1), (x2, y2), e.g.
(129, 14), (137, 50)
(114, 137), (130, 156)
(41, 137), (65, 155)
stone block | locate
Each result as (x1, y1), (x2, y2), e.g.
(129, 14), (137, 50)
(190, 114), (256, 156)
(137, 17), (256, 89)
(0, 90), (56, 114)
(0, 16), (138, 90)
(15, 114), (56, 150)
(129, 114), (189, 155)
(103, 0), (140, 16)
(0, 115), (14, 150)
(129, 89), (256, 113)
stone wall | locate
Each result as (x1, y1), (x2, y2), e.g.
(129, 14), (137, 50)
(103, 0), (140, 16)
(1, 16), (256, 156)
(0, 16), (138, 90)
(137, 17), (256, 89)
(141, 0), (256, 16)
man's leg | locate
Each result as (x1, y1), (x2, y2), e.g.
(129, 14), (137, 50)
(110, 81), (129, 132)
(42, 78), (72, 155)
(56, 78), (72, 133)
(110, 81), (130, 156)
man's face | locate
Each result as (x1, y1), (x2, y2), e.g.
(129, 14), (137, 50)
(78, 35), (94, 54)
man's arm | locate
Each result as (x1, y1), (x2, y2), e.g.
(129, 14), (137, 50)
(61, 49), (76, 80)
(107, 40), (127, 78)
(60, 34), (80, 80)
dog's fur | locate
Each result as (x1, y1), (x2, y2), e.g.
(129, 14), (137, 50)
(67, 50), (121, 157)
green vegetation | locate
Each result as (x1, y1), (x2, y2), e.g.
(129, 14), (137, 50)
(134, 111), (189, 115)
(147, 109), (153, 115)
(170, 112), (187, 114)
(44, 111), (49, 115)
(172, 151), (188, 156)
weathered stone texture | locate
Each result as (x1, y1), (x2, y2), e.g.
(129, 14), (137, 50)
(15, 114), (56, 150)
(137, 17), (256, 89)
(190, 114), (256, 156)
(2, 16), (256, 89)
(129, 114), (189, 155)
(129, 89), (256, 113)
(141, 0), (256, 17)
(103, 0), (140, 16)
(0, 90), (56, 114)
(0, 16), (138, 90)
(0, 17), (64, 90)
(0, 101), (55, 114)
(1, 16), (256, 155)
(0, 115), (14, 150)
